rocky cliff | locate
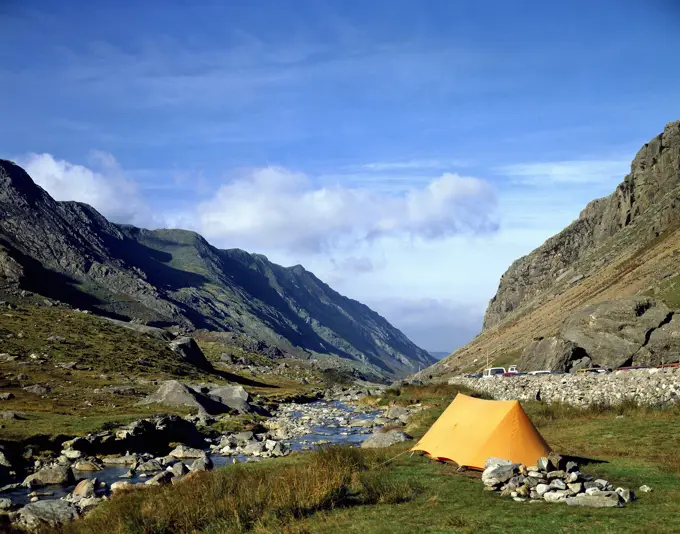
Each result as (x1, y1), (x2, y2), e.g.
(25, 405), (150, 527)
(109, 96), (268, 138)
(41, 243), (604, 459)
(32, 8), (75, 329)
(419, 120), (680, 378)
(0, 160), (434, 379)
(485, 121), (680, 329)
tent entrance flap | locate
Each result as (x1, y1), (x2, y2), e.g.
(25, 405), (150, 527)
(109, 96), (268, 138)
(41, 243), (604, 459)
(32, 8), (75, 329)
(411, 394), (550, 470)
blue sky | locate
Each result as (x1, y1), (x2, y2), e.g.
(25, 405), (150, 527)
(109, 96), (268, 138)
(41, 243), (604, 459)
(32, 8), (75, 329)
(1, 1), (679, 353)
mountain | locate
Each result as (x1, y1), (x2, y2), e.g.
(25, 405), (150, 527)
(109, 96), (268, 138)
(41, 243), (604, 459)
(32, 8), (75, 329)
(0, 160), (435, 379)
(421, 120), (680, 377)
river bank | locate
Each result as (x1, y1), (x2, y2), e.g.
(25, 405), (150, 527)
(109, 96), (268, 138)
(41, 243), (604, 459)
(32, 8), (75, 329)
(0, 386), (406, 531)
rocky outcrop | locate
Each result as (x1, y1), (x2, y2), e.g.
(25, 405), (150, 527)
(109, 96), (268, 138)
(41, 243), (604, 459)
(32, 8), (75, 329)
(518, 297), (677, 371)
(484, 121), (680, 329)
(168, 337), (212, 370)
(0, 159), (434, 379)
(449, 367), (680, 407)
(138, 381), (233, 416)
(519, 338), (590, 373)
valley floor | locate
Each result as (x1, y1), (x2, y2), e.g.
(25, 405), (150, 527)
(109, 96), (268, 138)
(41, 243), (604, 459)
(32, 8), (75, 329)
(37, 385), (680, 534)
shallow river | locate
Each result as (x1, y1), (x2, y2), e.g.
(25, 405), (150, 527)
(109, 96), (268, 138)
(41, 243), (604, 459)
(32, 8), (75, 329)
(4, 400), (380, 506)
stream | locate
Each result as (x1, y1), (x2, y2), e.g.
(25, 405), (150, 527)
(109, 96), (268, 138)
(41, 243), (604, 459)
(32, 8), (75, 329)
(2, 400), (381, 507)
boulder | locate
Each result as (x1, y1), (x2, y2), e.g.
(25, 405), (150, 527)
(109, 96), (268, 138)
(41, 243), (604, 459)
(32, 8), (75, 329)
(190, 455), (213, 472)
(136, 459), (163, 473)
(543, 490), (569, 503)
(169, 445), (205, 459)
(73, 460), (102, 472)
(643, 313), (680, 366)
(535, 484), (550, 497)
(168, 337), (212, 370)
(73, 479), (96, 499)
(484, 457), (513, 469)
(360, 430), (412, 449)
(23, 466), (74, 488)
(110, 481), (135, 493)
(482, 464), (518, 486)
(562, 297), (672, 369)
(0, 392), (14, 401)
(22, 384), (51, 395)
(169, 462), (190, 478)
(139, 380), (232, 415)
(565, 492), (621, 508)
(208, 386), (264, 415)
(386, 406), (409, 419)
(520, 337), (590, 372)
(17, 500), (78, 530)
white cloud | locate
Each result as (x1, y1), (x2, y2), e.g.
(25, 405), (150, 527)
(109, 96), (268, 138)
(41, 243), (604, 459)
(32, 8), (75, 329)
(357, 159), (467, 171)
(193, 167), (498, 253)
(499, 159), (629, 186)
(16, 152), (153, 226)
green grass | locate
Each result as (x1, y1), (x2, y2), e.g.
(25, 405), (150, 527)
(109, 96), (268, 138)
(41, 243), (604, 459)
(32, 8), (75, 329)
(10, 384), (677, 533)
(52, 447), (419, 534)
(646, 273), (680, 309)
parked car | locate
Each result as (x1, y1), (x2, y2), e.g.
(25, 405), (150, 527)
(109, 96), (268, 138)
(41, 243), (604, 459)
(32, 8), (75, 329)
(483, 367), (506, 378)
(527, 370), (551, 375)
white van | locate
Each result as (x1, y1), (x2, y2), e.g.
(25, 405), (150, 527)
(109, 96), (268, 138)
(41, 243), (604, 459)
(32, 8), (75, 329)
(483, 367), (506, 378)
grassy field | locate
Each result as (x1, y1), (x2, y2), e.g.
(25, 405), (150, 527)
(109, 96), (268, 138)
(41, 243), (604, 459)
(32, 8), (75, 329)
(27, 383), (680, 533)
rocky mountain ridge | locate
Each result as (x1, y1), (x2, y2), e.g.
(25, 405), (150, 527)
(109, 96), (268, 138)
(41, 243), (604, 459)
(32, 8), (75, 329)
(0, 160), (434, 379)
(484, 120), (680, 330)
(419, 120), (680, 377)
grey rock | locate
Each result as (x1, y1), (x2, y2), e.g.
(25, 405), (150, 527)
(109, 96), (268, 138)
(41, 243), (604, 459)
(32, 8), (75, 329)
(639, 485), (653, 493)
(568, 482), (583, 494)
(22, 384), (50, 395)
(168, 462), (190, 478)
(139, 380), (233, 415)
(546, 471), (566, 480)
(520, 337), (588, 373)
(17, 500), (78, 529)
(145, 471), (174, 486)
(543, 490), (569, 503)
(482, 464), (518, 486)
(190, 455), (213, 472)
(168, 337), (212, 370)
(0, 392), (14, 401)
(562, 298), (671, 369)
(73, 460), (102, 472)
(536, 457), (549, 472)
(484, 457), (513, 469)
(360, 430), (413, 449)
(565, 492), (621, 508)
(386, 406), (409, 419)
(242, 442), (266, 455)
(0, 498), (13, 510)
(110, 481), (135, 492)
(136, 459), (163, 473)
(23, 466), (74, 488)
(169, 445), (205, 459)
(549, 479), (567, 490)
(535, 484), (551, 497)
(616, 487), (634, 503)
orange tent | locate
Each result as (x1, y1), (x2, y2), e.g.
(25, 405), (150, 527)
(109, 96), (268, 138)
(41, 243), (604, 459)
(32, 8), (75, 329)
(411, 394), (551, 469)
